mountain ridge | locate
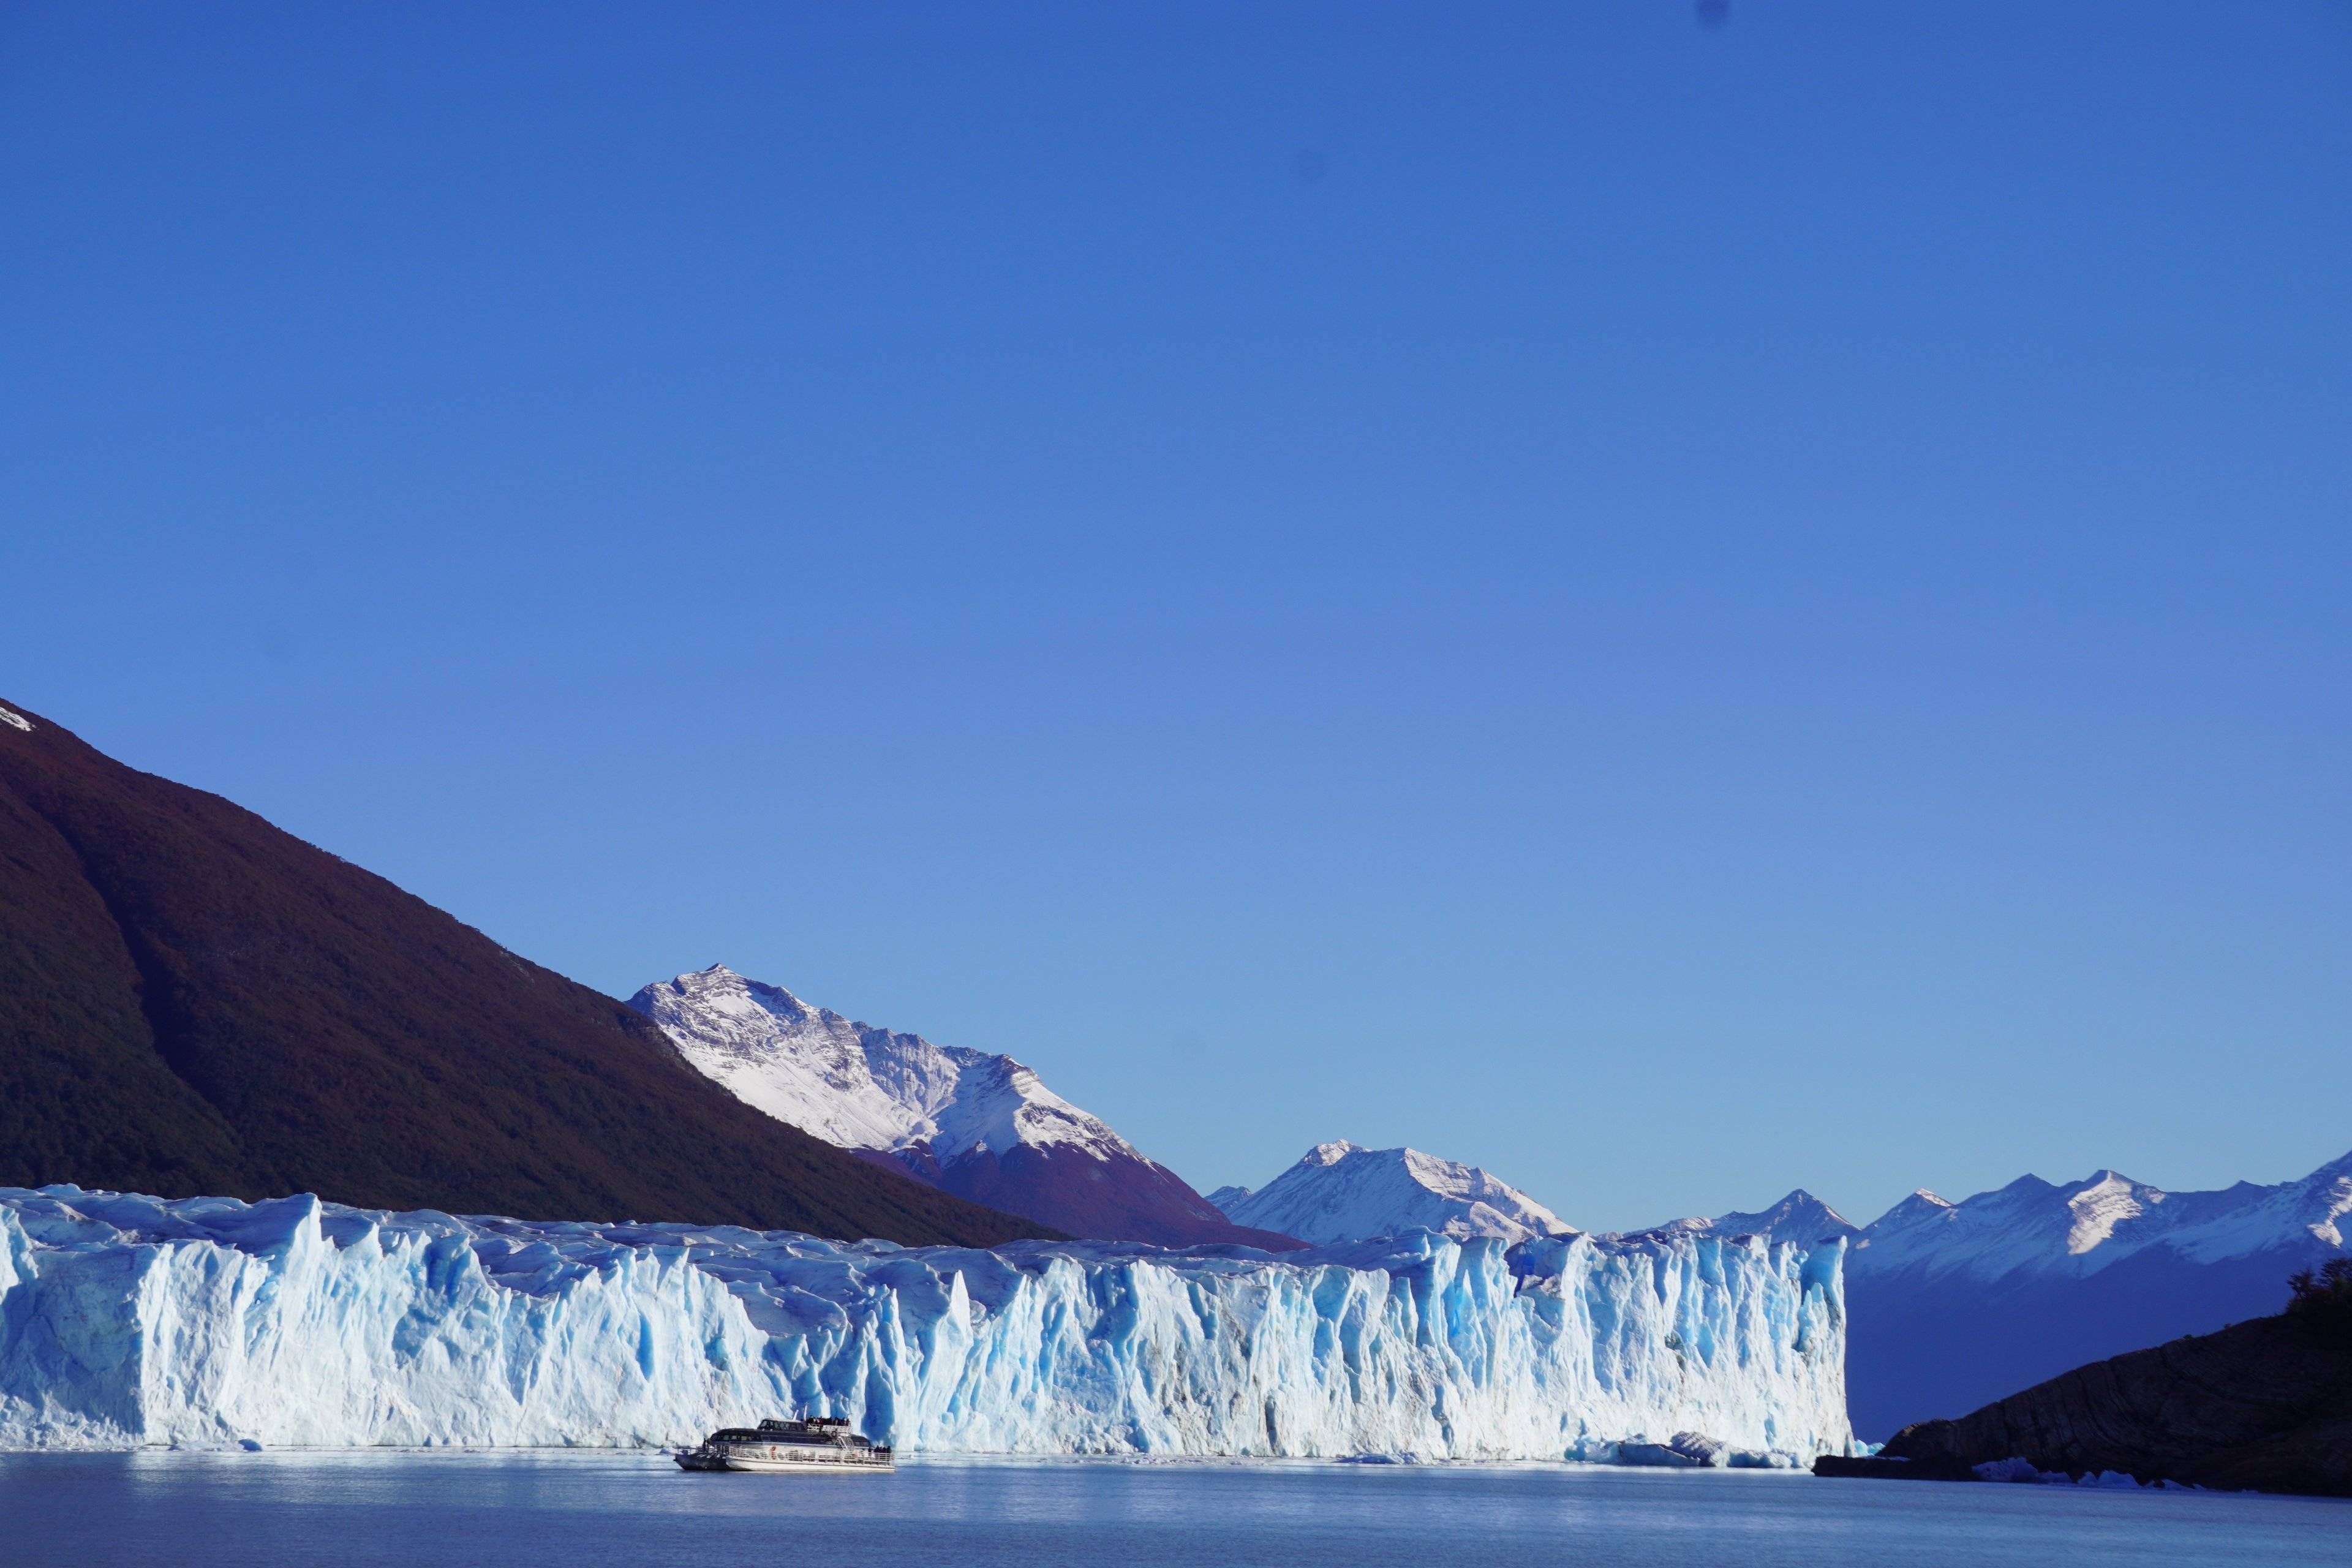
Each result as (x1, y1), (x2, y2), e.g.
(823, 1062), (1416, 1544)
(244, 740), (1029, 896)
(0, 699), (1049, 1246)
(630, 963), (1300, 1250)
(1640, 1153), (2351, 1438)
(1632, 1189), (1859, 1246)
(1212, 1140), (1577, 1246)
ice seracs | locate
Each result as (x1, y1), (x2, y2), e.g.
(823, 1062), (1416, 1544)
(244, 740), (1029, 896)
(1213, 1141), (1578, 1246)
(0, 1185), (1853, 1460)
(628, 965), (1295, 1249)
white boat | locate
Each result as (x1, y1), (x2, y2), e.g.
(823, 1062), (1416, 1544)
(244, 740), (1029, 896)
(674, 1417), (895, 1473)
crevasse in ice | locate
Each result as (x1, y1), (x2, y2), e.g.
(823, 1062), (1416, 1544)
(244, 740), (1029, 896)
(0, 1187), (1851, 1458)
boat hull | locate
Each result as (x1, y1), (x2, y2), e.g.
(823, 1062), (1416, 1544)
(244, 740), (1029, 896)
(675, 1441), (893, 1474)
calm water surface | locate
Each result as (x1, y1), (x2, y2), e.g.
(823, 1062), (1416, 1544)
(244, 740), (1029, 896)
(3, 1452), (2345, 1567)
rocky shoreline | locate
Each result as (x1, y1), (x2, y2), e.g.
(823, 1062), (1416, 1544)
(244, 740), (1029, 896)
(1814, 1306), (2352, 1498)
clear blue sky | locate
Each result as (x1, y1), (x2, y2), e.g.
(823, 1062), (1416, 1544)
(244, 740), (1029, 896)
(6, 4), (2347, 1232)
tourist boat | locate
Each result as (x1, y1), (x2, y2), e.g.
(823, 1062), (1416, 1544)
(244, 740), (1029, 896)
(674, 1417), (895, 1473)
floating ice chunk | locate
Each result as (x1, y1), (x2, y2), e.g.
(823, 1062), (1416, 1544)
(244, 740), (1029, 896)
(2078, 1469), (2145, 1489)
(1727, 1448), (1801, 1469)
(1616, 1431), (1730, 1468)
(1973, 1455), (2056, 1483)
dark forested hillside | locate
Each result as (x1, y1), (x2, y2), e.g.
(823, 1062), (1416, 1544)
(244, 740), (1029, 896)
(0, 699), (1052, 1246)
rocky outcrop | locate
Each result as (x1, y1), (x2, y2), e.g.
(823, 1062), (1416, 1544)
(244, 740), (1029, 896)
(1874, 1310), (2352, 1498)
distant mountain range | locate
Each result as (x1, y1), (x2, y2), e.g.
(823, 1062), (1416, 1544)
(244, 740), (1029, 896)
(630, 964), (1299, 1250)
(1834, 1156), (2351, 1437)
(1209, 1141), (1575, 1246)
(1629, 1157), (2352, 1436)
(1209, 1129), (2351, 1439)
(0, 699), (1044, 1246)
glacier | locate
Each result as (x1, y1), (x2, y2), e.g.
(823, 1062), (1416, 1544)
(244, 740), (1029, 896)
(0, 1186), (1852, 1460)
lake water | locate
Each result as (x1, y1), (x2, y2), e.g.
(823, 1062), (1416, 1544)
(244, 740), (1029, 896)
(3, 1452), (2344, 1566)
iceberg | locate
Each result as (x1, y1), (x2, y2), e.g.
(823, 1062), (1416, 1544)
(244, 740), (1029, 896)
(0, 1186), (1852, 1458)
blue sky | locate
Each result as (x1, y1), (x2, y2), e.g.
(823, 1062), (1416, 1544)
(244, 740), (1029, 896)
(5, 4), (2348, 1231)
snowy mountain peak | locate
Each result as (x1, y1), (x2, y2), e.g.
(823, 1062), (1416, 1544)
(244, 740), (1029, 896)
(1717, 1189), (1860, 1242)
(1634, 1189), (1861, 1246)
(628, 966), (1302, 1250)
(630, 964), (1133, 1165)
(1213, 1142), (1578, 1246)
(1862, 1189), (1955, 1235)
(2063, 1170), (2162, 1256)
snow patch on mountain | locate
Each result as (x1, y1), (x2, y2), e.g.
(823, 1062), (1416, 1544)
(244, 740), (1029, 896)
(1215, 1142), (1578, 1246)
(0, 1186), (1853, 1460)
(0, 707), (29, 733)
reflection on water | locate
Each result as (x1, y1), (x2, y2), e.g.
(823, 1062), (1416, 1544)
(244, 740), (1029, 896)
(6, 1450), (2345, 1568)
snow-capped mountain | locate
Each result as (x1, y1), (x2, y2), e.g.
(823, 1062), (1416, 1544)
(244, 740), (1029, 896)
(1635, 1154), (2350, 1439)
(1852, 1155), (2351, 1284)
(1211, 1141), (1578, 1246)
(1833, 1152), (2352, 1437)
(628, 965), (1299, 1250)
(1636, 1190), (1861, 1248)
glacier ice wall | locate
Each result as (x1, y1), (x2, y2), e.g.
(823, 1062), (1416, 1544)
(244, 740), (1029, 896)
(0, 1188), (1850, 1458)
